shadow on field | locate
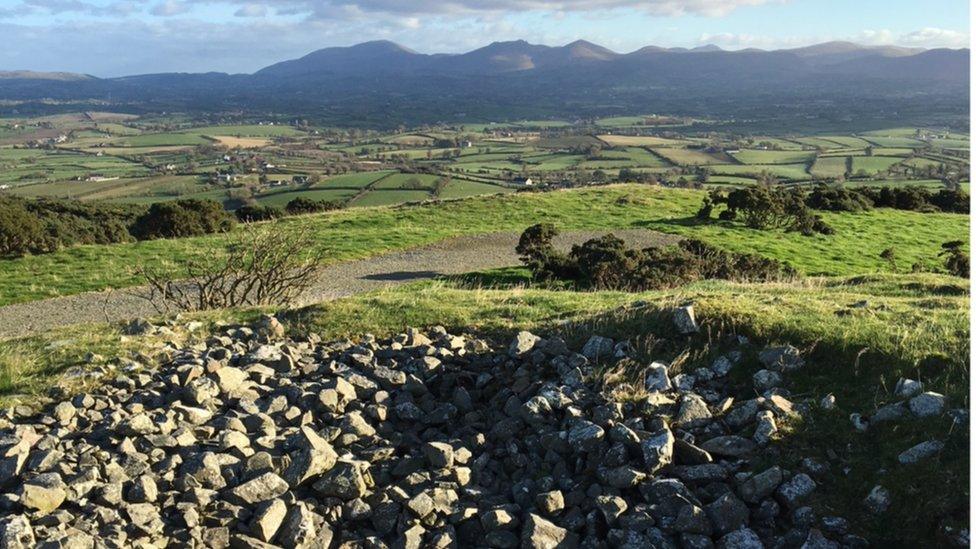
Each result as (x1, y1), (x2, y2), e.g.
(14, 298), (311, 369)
(361, 270), (442, 281)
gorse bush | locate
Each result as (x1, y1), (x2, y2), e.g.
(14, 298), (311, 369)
(131, 199), (236, 240)
(940, 241), (969, 278)
(236, 204), (284, 223)
(805, 185), (873, 212)
(702, 186), (834, 236)
(0, 196), (142, 257)
(517, 224), (797, 291)
(515, 223), (578, 282)
(285, 197), (344, 215)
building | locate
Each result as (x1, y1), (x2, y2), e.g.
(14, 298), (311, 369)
(514, 177), (534, 186)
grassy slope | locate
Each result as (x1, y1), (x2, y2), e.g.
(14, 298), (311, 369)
(0, 185), (967, 306)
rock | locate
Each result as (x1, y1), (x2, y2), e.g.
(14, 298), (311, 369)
(127, 474), (158, 503)
(20, 473), (66, 514)
(870, 402), (906, 424)
(641, 427), (675, 473)
(711, 356), (734, 377)
(700, 436), (755, 458)
(738, 467), (783, 503)
(894, 378), (924, 398)
(897, 440), (944, 465)
(52, 401), (76, 424)
(251, 499), (287, 542)
(595, 495), (628, 523)
(510, 331), (541, 357)
(580, 335), (614, 361)
(312, 462), (368, 500)
(0, 515), (34, 548)
(673, 305), (699, 334)
(706, 493), (749, 535)
(674, 504), (711, 535)
(776, 473), (816, 509)
(230, 472), (289, 505)
(753, 410), (777, 445)
(536, 490), (564, 515)
(254, 314), (285, 339)
(481, 509), (517, 531)
(644, 362), (672, 392)
(850, 413), (869, 432)
(125, 502), (163, 535)
(752, 370), (783, 391)
(277, 502), (320, 548)
(717, 528), (764, 549)
(522, 514), (577, 549)
(283, 427), (338, 486)
(567, 420), (604, 449)
(675, 394), (712, 425)
(758, 345), (804, 372)
(863, 485), (891, 514)
(820, 394), (836, 410)
(908, 392), (946, 418)
(423, 442), (454, 469)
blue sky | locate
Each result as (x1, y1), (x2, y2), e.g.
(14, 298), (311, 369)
(0, 0), (969, 76)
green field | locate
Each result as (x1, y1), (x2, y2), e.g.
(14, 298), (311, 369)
(652, 147), (729, 165)
(439, 179), (513, 199)
(850, 156), (903, 175)
(732, 149), (816, 164)
(349, 189), (433, 207)
(810, 156), (849, 178)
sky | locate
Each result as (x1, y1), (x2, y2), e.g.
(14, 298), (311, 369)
(0, 0), (970, 77)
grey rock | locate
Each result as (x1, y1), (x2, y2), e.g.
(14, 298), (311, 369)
(717, 528), (764, 549)
(776, 473), (816, 509)
(863, 485), (891, 514)
(700, 436), (756, 458)
(644, 362), (672, 392)
(641, 427), (675, 473)
(758, 345), (804, 372)
(908, 392), (946, 418)
(510, 331), (542, 358)
(673, 305), (699, 335)
(898, 440), (944, 465)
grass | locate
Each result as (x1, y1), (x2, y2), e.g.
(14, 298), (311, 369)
(732, 149), (816, 164)
(810, 156), (849, 178)
(0, 184), (966, 306)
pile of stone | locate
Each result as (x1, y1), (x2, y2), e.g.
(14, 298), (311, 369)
(0, 316), (863, 548)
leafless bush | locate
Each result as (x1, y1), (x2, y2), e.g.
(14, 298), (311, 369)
(138, 223), (323, 313)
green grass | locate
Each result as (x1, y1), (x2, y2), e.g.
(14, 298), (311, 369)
(349, 189), (433, 207)
(0, 185), (966, 306)
(732, 150), (816, 164)
(850, 156), (903, 175)
(810, 156), (849, 178)
(710, 163), (811, 181)
(652, 148), (729, 165)
(439, 180), (513, 199)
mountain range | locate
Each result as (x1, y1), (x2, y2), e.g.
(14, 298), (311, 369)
(0, 40), (968, 127)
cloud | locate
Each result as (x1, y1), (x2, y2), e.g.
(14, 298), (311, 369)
(898, 27), (969, 48)
(700, 27), (970, 51)
(150, 0), (188, 16)
(234, 3), (267, 17)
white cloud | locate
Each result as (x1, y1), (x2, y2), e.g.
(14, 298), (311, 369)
(899, 27), (969, 48)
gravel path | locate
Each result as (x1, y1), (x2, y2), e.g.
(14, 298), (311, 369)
(0, 229), (677, 340)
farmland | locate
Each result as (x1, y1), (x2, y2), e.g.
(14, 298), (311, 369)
(0, 113), (968, 212)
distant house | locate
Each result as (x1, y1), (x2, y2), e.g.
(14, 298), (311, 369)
(79, 175), (118, 182)
(292, 175), (309, 185)
(514, 177), (534, 186)
(216, 173), (240, 183)
(461, 140), (473, 148)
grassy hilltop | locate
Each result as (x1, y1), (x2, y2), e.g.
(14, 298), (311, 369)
(0, 184), (967, 306)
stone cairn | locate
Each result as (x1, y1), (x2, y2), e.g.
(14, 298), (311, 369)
(0, 313), (880, 548)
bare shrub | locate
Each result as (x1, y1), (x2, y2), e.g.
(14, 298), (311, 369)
(138, 223), (323, 312)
